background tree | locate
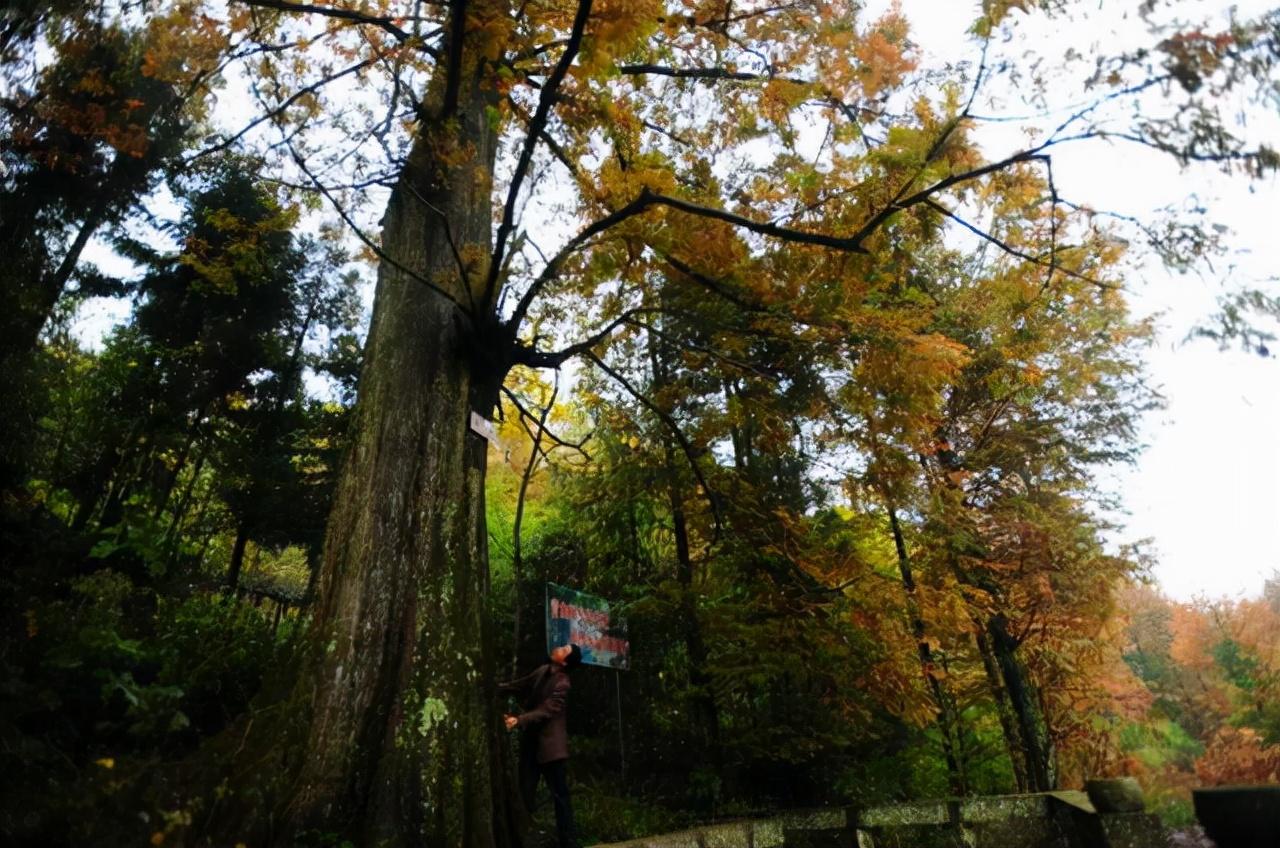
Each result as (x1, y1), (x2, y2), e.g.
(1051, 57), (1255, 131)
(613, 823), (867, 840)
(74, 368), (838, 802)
(0, 3), (226, 486)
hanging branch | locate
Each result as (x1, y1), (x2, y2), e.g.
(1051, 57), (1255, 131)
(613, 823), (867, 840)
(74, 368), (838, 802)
(502, 386), (592, 460)
(511, 373), (558, 677)
(584, 350), (723, 540)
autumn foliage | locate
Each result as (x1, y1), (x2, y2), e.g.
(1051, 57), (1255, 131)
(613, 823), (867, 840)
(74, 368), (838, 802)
(3, 0), (1279, 844)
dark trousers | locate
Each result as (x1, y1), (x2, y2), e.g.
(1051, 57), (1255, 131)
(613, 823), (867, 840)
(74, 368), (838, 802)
(519, 753), (576, 848)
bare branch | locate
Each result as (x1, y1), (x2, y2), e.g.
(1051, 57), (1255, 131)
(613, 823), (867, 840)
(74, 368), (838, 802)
(258, 171), (397, 192)
(508, 184), (877, 336)
(284, 140), (468, 310)
(962, 35), (991, 117)
(510, 38), (569, 63)
(502, 385), (593, 459)
(507, 96), (583, 179)
(236, 0), (417, 44)
(186, 53), (381, 165)
(643, 190), (873, 253)
(845, 147), (1052, 247)
(617, 64), (810, 87)
(507, 192), (656, 330)
(660, 253), (766, 314)
(628, 317), (780, 383)
(641, 117), (695, 147)
(485, 0), (595, 303)
(398, 180), (478, 312)
(510, 371), (557, 675)
(513, 306), (664, 369)
(921, 199), (1116, 291)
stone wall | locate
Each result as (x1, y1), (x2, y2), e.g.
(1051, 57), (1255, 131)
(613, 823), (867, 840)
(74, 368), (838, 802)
(594, 790), (1170, 848)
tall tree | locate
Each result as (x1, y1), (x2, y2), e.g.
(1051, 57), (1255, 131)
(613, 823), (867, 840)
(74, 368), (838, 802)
(98, 0), (1277, 843)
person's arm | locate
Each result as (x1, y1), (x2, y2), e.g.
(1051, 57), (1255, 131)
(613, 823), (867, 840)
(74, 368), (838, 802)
(515, 675), (569, 727)
(497, 666), (541, 694)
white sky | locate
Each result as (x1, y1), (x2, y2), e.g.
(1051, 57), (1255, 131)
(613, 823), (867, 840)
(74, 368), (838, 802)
(865, 0), (1280, 601)
(73, 0), (1278, 601)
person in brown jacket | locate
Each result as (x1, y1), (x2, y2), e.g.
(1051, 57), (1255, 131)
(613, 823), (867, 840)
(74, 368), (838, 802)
(502, 643), (582, 848)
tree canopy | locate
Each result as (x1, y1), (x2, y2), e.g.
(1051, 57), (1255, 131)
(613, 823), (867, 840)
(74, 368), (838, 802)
(1, 0), (1277, 845)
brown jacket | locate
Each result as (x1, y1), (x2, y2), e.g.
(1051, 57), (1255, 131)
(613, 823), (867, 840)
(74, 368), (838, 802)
(501, 663), (571, 763)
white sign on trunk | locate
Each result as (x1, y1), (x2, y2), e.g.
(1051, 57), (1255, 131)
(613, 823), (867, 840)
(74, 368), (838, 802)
(469, 411), (499, 447)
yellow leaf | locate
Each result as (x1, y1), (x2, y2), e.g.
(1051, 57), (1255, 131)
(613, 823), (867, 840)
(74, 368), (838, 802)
(95, 757), (115, 769)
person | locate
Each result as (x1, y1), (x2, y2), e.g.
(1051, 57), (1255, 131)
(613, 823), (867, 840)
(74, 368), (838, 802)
(500, 643), (582, 848)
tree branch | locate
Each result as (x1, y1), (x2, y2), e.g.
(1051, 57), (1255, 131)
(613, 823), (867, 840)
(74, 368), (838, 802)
(513, 307), (663, 369)
(584, 350), (722, 539)
(617, 64), (809, 87)
(439, 0), (468, 117)
(236, 0), (415, 43)
(507, 192), (656, 330)
(510, 371), (557, 675)
(921, 199), (1116, 291)
(660, 253), (767, 314)
(284, 140), (468, 310)
(507, 95), (583, 180)
(642, 190), (872, 253)
(502, 386), (592, 459)
(485, 0), (595, 303)
(628, 317), (780, 383)
(185, 53), (382, 165)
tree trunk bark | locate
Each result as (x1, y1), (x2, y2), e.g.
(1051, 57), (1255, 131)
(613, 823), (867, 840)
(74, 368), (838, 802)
(225, 522), (250, 595)
(975, 626), (1030, 792)
(268, 60), (518, 847)
(988, 613), (1056, 792)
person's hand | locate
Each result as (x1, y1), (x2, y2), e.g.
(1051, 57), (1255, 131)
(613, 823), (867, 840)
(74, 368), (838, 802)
(504, 714), (518, 731)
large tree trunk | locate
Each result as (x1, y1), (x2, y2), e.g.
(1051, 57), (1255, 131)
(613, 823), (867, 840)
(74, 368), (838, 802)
(272, 61), (517, 847)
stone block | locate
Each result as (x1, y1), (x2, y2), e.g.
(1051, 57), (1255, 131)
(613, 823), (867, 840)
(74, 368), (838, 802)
(697, 821), (753, 848)
(1085, 779), (1145, 814)
(858, 800), (951, 827)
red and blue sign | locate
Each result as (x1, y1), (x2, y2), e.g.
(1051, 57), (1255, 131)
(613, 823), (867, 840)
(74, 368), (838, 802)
(545, 583), (629, 670)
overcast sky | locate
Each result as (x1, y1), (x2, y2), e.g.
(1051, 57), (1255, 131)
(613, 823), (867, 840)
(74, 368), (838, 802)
(863, 0), (1280, 601)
